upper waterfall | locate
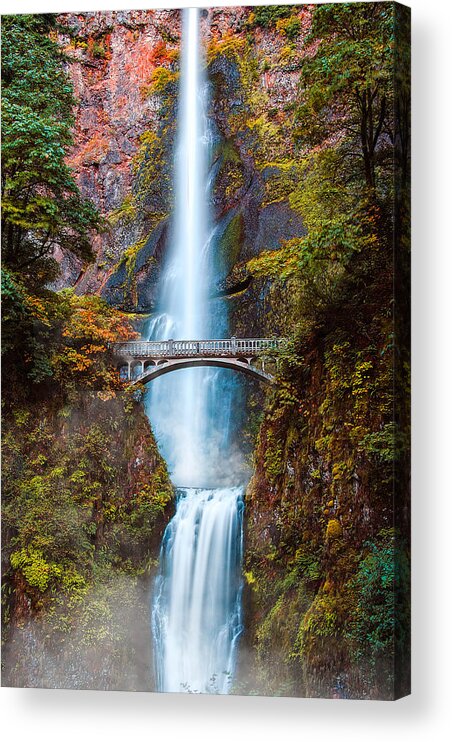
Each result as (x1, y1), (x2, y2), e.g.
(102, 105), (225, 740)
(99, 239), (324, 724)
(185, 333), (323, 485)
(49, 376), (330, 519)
(164, 5), (209, 338)
(144, 7), (244, 488)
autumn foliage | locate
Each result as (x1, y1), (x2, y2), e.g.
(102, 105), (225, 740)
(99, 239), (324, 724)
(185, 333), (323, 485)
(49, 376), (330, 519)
(54, 291), (138, 390)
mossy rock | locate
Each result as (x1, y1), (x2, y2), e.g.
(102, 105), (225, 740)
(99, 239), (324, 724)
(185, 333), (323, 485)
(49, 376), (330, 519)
(326, 519), (342, 541)
(217, 212), (244, 275)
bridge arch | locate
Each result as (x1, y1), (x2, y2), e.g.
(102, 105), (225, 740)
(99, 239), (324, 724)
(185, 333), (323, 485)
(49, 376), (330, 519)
(130, 360), (144, 378)
(113, 337), (285, 387)
(130, 357), (275, 385)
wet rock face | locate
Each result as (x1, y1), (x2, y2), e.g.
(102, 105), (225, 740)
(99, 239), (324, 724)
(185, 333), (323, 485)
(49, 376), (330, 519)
(103, 218), (168, 313)
(55, 10), (181, 300)
(204, 8), (309, 334)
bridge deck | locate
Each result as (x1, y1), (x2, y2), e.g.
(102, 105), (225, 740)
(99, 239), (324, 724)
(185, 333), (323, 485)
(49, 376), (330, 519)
(113, 337), (285, 359)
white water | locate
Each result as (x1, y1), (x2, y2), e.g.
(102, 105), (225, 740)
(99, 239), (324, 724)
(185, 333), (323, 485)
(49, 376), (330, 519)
(148, 8), (244, 694)
(144, 4), (210, 486)
(152, 487), (244, 693)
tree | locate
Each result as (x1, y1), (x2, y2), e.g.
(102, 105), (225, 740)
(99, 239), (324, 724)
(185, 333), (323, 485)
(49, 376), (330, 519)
(1, 14), (99, 282)
(295, 2), (395, 191)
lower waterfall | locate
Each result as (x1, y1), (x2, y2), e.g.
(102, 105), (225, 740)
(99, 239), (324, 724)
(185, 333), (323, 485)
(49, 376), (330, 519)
(152, 487), (244, 694)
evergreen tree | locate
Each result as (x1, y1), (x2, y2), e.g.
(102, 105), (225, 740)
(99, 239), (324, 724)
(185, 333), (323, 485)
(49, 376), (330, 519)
(1, 14), (99, 283)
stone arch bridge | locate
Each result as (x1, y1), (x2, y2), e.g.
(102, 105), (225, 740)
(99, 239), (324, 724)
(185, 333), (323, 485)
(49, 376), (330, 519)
(113, 338), (285, 386)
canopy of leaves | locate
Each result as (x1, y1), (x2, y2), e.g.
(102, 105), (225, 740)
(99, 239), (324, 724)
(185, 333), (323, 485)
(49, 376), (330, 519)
(295, 2), (395, 190)
(2, 267), (137, 393)
(52, 290), (138, 390)
(1, 14), (99, 280)
(245, 3), (400, 342)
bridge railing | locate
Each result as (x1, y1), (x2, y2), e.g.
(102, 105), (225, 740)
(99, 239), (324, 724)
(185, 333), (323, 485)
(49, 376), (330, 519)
(113, 338), (285, 359)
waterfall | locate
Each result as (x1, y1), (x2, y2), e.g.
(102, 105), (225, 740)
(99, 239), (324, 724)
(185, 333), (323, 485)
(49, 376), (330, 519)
(148, 8), (244, 694)
(152, 488), (244, 694)
(144, 4), (210, 487)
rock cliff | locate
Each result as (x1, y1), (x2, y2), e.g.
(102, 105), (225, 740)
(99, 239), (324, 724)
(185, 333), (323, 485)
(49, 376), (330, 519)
(54, 9), (180, 310)
(55, 7), (308, 324)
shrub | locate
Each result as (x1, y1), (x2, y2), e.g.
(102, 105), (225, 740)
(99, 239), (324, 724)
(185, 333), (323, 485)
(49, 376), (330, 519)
(326, 519), (342, 540)
(248, 6), (292, 29)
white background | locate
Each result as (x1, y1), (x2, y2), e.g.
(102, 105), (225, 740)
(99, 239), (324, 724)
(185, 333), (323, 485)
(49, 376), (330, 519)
(1, 0), (451, 739)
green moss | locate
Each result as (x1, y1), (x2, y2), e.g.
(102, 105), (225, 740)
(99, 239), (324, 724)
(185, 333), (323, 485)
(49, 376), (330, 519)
(108, 195), (137, 228)
(359, 422), (397, 462)
(244, 570), (256, 585)
(121, 234), (151, 278)
(245, 307), (403, 696)
(3, 389), (172, 637)
(300, 591), (340, 641)
(263, 428), (284, 482)
(207, 32), (247, 65)
(326, 519), (342, 541)
(142, 66), (179, 98)
(276, 16), (302, 41)
(90, 40), (108, 59)
(13, 409), (31, 426)
(218, 213), (244, 272)
(133, 128), (173, 226)
(10, 548), (62, 593)
(247, 6), (293, 29)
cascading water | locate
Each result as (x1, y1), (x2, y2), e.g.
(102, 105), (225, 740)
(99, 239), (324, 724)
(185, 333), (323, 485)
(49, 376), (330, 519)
(153, 488), (244, 694)
(148, 8), (245, 694)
